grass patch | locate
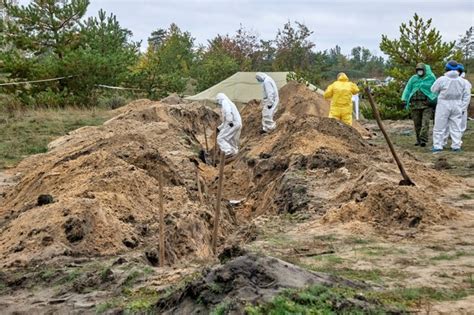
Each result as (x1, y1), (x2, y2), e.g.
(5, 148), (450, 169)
(431, 251), (473, 261)
(368, 286), (473, 308)
(0, 108), (113, 168)
(313, 234), (338, 242)
(211, 300), (232, 315)
(96, 300), (119, 314)
(359, 246), (408, 257)
(313, 254), (344, 265)
(59, 269), (81, 284)
(245, 285), (401, 314)
(245, 284), (473, 314)
(308, 265), (408, 284)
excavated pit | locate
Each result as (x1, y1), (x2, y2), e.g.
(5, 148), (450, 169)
(0, 83), (461, 269)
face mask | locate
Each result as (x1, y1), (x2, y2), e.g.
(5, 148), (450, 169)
(417, 70), (424, 76)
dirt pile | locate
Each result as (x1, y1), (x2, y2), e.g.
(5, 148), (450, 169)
(277, 81), (373, 138)
(155, 253), (375, 314)
(0, 83), (462, 268)
(0, 100), (234, 268)
(323, 182), (458, 230)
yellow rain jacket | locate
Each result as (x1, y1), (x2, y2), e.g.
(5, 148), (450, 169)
(324, 73), (359, 125)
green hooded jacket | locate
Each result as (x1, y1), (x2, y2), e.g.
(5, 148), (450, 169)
(401, 64), (437, 109)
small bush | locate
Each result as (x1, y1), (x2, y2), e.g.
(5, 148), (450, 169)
(99, 96), (127, 109)
(0, 94), (23, 115)
(360, 80), (410, 120)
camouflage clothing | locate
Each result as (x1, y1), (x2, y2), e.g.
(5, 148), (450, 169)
(410, 90), (431, 144)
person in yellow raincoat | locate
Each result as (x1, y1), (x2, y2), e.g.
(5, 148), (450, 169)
(324, 73), (360, 125)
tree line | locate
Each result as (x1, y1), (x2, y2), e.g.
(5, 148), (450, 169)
(0, 0), (472, 111)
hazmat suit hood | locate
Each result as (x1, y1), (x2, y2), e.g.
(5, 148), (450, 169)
(337, 73), (349, 82)
(216, 93), (230, 105)
(256, 72), (268, 83)
(445, 70), (460, 79)
(401, 64), (437, 107)
(416, 63), (426, 71)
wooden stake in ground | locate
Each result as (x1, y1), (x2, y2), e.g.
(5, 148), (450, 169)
(196, 165), (203, 203)
(212, 151), (226, 254)
(203, 124), (209, 154)
(365, 87), (415, 186)
(158, 171), (166, 266)
(213, 127), (219, 167)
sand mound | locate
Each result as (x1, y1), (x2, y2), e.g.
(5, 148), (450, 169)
(277, 82), (372, 138)
(0, 102), (233, 268)
(323, 182), (458, 230)
(0, 83), (463, 267)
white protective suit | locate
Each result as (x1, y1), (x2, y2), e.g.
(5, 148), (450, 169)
(216, 93), (242, 156)
(431, 70), (470, 150)
(443, 73), (472, 144)
(460, 73), (472, 135)
(352, 94), (360, 120)
(256, 72), (279, 132)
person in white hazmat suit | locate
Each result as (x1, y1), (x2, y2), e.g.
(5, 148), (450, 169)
(256, 72), (279, 133)
(431, 61), (470, 152)
(443, 64), (472, 145)
(352, 93), (360, 120)
(215, 93), (242, 156)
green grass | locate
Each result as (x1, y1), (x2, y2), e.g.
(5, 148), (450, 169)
(368, 286), (473, 308)
(0, 108), (113, 168)
(313, 234), (338, 242)
(308, 265), (408, 284)
(430, 251), (473, 261)
(312, 254), (344, 265)
(211, 300), (232, 315)
(344, 236), (372, 245)
(245, 285), (399, 314)
(359, 246), (408, 257)
(370, 120), (474, 177)
(245, 284), (473, 314)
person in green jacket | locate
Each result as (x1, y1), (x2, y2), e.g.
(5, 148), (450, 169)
(401, 63), (437, 147)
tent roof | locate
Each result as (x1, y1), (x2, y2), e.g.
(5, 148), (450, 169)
(185, 72), (321, 103)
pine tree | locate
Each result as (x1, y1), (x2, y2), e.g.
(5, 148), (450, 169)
(2, 0), (89, 59)
(456, 26), (474, 72)
(380, 13), (461, 80)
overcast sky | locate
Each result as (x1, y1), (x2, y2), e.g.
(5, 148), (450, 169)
(19, 0), (474, 56)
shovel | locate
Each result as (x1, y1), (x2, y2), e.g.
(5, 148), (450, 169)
(365, 87), (415, 186)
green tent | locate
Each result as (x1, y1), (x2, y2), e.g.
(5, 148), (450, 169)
(185, 72), (321, 104)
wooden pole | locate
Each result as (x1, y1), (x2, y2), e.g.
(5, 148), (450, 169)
(365, 87), (415, 186)
(212, 151), (226, 254)
(213, 127), (218, 167)
(203, 124), (209, 154)
(196, 165), (203, 203)
(158, 171), (166, 266)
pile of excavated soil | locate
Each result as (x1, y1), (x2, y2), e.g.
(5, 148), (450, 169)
(0, 83), (464, 267)
(323, 182), (458, 230)
(215, 83), (459, 227)
(277, 82), (373, 139)
(154, 253), (382, 314)
(0, 101), (232, 268)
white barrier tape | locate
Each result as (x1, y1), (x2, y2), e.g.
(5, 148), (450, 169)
(95, 84), (145, 91)
(0, 78), (145, 92)
(0, 76), (73, 86)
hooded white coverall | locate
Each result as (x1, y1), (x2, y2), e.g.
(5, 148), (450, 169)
(443, 73), (472, 145)
(256, 72), (279, 132)
(460, 73), (472, 135)
(431, 71), (470, 150)
(352, 94), (360, 120)
(216, 93), (242, 156)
